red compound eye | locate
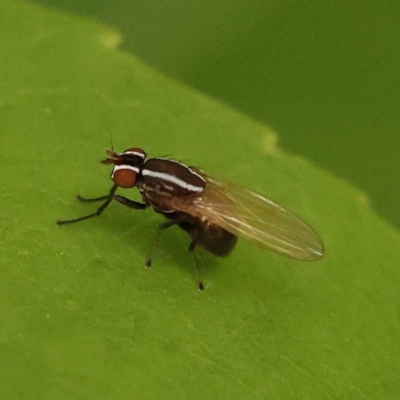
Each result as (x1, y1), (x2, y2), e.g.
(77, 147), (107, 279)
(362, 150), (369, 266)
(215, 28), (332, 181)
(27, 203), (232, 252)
(111, 165), (139, 188)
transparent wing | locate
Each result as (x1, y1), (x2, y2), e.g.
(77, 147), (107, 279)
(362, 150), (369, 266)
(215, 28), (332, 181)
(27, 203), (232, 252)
(171, 172), (324, 261)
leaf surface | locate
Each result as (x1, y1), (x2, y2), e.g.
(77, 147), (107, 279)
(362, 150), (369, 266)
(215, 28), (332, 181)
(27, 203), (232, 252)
(1, 2), (399, 399)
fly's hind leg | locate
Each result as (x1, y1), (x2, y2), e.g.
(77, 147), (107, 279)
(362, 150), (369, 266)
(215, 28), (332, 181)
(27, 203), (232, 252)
(188, 233), (204, 291)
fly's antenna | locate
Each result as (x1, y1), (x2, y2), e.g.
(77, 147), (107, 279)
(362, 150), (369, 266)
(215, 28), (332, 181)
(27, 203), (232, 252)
(109, 129), (114, 152)
(100, 130), (117, 164)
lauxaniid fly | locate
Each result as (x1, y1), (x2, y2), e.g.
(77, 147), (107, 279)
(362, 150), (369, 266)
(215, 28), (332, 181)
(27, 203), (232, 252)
(57, 148), (324, 289)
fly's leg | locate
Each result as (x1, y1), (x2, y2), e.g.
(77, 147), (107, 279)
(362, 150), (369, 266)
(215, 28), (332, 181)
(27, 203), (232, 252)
(76, 194), (109, 202)
(57, 185), (147, 225)
(146, 220), (178, 267)
(76, 194), (147, 210)
(113, 195), (147, 210)
(188, 233), (204, 291)
(57, 184), (119, 225)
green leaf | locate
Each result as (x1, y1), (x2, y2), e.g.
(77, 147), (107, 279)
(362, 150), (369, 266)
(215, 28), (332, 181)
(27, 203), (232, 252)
(1, 1), (399, 399)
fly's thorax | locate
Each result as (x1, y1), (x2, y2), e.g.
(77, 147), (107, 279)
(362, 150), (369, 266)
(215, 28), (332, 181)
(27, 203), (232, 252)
(138, 158), (206, 198)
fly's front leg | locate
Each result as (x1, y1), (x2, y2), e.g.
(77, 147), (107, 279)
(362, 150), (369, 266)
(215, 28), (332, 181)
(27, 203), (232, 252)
(57, 185), (149, 226)
(113, 195), (147, 210)
(76, 194), (147, 210)
(77, 194), (109, 202)
(57, 184), (119, 225)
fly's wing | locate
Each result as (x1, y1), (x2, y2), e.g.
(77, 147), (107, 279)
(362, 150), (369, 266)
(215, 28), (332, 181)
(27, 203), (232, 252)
(171, 172), (324, 261)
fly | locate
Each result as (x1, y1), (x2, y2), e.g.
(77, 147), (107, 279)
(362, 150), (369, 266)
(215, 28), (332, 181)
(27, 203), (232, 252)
(57, 147), (324, 289)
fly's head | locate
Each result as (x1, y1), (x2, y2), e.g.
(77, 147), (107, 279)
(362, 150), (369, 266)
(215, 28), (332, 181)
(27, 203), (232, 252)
(101, 148), (147, 188)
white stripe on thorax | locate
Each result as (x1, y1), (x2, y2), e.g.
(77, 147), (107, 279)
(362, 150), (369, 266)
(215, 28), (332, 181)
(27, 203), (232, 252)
(142, 169), (204, 193)
(153, 158), (206, 183)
